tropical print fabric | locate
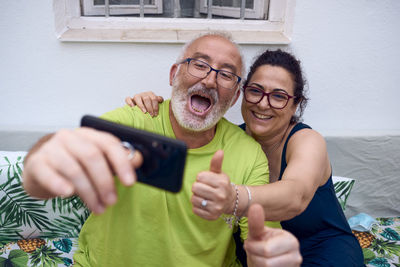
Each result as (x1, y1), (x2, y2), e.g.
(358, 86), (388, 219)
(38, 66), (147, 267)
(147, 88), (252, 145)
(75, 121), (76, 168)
(359, 217), (400, 267)
(0, 151), (89, 266)
(0, 237), (77, 266)
(332, 175), (355, 211)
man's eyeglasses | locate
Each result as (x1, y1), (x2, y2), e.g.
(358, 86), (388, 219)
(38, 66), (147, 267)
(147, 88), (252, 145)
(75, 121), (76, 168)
(178, 58), (241, 90)
(242, 86), (294, 109)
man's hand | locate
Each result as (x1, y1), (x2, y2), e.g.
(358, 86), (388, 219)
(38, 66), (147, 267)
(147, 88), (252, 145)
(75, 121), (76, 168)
(191, 150), (236, 220)
(245, 204), (302, 267)
(23, 127), (143, 214)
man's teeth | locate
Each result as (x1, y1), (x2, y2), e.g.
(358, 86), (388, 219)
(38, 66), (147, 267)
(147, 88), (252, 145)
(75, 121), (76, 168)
(253, 112), (271, 119)
(192, 106), (203, 113)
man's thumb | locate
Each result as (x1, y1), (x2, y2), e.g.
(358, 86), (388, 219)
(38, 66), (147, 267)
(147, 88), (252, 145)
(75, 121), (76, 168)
(210, 150), (224, 173)
(248, 203), (265, 240)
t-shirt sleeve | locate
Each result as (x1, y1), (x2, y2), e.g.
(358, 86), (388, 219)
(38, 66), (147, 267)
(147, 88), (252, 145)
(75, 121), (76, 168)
(100, 105), (144, 128)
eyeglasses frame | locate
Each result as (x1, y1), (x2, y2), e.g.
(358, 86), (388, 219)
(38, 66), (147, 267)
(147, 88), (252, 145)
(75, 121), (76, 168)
(178, 58), (242, 90)
(242, 85), (295, 109)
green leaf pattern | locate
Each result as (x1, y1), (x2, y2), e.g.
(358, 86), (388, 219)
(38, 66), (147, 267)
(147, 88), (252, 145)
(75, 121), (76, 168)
(333, 177), (355, 211)
(0, 151), (88, 266)
(52, 239), (72, 254)
(0, 249), (29, 267)
(362, 217), (400, 266)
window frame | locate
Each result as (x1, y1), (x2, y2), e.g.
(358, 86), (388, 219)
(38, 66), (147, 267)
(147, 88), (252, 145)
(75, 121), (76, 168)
(198, 0), (268, 19)
(54, 0), (295, 44)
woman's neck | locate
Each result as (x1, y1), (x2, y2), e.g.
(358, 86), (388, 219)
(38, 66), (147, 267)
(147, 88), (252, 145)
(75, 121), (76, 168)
(247, 123), (293, 159)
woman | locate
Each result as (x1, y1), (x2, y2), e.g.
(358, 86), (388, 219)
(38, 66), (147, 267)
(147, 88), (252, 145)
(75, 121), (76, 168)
(125, 50), (364, 266)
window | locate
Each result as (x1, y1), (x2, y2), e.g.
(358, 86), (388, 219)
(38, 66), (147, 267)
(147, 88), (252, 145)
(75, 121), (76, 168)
(82, 0), (163, 16)
(198, 0), (267, 19)
(54, 0), (295, 44)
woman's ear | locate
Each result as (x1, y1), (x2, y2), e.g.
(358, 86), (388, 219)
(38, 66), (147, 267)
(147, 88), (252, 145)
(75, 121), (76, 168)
(169, 64), (178, 86)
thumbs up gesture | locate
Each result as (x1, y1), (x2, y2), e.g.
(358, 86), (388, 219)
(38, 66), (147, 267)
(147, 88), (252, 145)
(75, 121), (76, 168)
(191, 150), (236, 220)
(244, 204), (302, 267)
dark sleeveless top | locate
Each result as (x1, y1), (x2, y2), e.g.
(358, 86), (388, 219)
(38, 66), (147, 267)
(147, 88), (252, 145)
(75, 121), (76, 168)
(237, 122), (364, 267)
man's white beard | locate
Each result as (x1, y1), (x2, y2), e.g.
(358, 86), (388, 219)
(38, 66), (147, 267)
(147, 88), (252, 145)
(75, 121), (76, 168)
(170, 76), (234, 132)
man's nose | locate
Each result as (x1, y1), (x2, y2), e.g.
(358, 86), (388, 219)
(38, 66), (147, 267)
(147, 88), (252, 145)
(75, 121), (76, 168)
(202, 69), (218, 89)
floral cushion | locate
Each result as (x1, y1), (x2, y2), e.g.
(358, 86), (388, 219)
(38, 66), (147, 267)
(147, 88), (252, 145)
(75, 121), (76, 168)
(0, 151), (90, 266)
(332, 175), (355, 211)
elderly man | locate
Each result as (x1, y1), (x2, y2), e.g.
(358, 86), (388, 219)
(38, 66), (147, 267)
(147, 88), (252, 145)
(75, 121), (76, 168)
(23, 33), (301, 266)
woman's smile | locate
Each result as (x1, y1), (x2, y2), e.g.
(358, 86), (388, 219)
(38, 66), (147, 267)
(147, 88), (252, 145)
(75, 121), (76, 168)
(252, 111), (272, 120)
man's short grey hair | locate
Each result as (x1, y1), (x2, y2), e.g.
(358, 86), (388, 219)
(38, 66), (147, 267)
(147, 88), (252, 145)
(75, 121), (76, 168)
(176, 31), (246, 81)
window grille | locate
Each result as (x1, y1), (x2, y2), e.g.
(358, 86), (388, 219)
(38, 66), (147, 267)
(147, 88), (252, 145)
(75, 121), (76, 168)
(82, 0), (269, 20)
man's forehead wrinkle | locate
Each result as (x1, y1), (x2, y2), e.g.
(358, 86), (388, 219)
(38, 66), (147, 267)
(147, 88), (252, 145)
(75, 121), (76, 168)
(191, 52), (211, 61)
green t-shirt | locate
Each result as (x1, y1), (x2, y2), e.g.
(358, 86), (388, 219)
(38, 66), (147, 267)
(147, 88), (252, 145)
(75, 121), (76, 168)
(74, 100), (273, 267)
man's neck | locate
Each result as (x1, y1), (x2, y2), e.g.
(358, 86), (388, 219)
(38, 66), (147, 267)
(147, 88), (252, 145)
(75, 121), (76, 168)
(169, 105), (216, 149)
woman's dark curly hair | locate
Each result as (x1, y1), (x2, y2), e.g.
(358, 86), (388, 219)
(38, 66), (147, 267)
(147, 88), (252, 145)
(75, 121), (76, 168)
(243, 49), (308, 123)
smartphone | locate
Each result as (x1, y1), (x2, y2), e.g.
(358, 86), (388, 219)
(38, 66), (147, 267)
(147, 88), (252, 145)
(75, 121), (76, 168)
(80, 115), (187, 193)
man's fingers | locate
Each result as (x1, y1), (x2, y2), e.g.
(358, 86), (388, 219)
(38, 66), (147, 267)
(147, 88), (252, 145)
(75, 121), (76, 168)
(55, 129), (117, 210)
(259, 229), (300, 257)
(248, 203), (266, 240)
(130, 150), (143, 169)
(245, 234), (302, 267)
(247, 253), (301, 267)
(209, 150), (223, 174)
(79, 128), (137, 187)
(23, 155), (74, 199)
(192, 181), (218, 200)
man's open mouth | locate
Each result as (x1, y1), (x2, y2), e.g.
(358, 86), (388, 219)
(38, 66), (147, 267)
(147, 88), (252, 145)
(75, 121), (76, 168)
(189, 94), (212, 115)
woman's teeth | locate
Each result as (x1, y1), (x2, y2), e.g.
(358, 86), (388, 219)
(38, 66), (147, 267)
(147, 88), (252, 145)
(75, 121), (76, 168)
(253, 112), (271, 119)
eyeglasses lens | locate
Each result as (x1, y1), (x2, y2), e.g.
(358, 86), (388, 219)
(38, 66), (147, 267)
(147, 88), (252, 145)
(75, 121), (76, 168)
(244, 87), (289, 109)
(187, 59), (237, 89)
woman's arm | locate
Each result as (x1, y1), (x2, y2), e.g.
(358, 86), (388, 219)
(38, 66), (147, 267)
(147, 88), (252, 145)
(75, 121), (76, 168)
(249, 129), (331, 221)
(125, 91), (164, 117)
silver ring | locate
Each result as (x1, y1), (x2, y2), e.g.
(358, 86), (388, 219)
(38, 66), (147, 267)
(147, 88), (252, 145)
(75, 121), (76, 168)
(201, 199), (208, 208)
(121, 141), (135, 160)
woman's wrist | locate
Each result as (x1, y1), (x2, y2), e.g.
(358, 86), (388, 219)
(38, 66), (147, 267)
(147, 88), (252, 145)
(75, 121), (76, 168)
(224, 183), (237, 215)
(234, 185), (251, 217)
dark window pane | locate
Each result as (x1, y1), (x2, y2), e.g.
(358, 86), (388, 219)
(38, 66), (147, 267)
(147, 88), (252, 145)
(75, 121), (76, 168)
(212, 0), (254, 9)
(94, 0), (154, 5)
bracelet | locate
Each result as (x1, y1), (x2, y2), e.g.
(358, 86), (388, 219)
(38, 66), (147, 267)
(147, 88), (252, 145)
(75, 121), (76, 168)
(222, 183), (240, 228)
(242, 185), (252, 216)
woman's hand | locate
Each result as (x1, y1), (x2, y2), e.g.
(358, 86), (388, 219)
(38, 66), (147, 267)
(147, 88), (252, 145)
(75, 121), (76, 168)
(245, 204), (302, 267)
(125, 91), (164, 117)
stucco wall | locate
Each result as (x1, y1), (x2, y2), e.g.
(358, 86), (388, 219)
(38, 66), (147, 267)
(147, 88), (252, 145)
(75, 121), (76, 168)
(1, 0), (399, 136)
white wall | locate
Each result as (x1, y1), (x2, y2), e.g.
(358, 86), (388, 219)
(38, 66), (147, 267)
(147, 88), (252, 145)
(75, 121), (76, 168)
(1, 0), (399, 136)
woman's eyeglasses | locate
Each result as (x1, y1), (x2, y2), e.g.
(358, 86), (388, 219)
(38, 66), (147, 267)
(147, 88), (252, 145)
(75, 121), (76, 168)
(242, 86), (294, 109)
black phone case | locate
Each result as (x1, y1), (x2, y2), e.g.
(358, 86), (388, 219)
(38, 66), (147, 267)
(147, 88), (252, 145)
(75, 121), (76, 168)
(80, 115), (187, 193)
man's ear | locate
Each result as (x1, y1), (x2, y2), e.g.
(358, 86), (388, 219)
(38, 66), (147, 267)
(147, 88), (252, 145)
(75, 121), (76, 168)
(169, 64), (178, 86)
(230, 88), (241, 107)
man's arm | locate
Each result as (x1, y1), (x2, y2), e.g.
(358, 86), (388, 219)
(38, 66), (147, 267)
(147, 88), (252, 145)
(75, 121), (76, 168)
(23, 127), (142, 214)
